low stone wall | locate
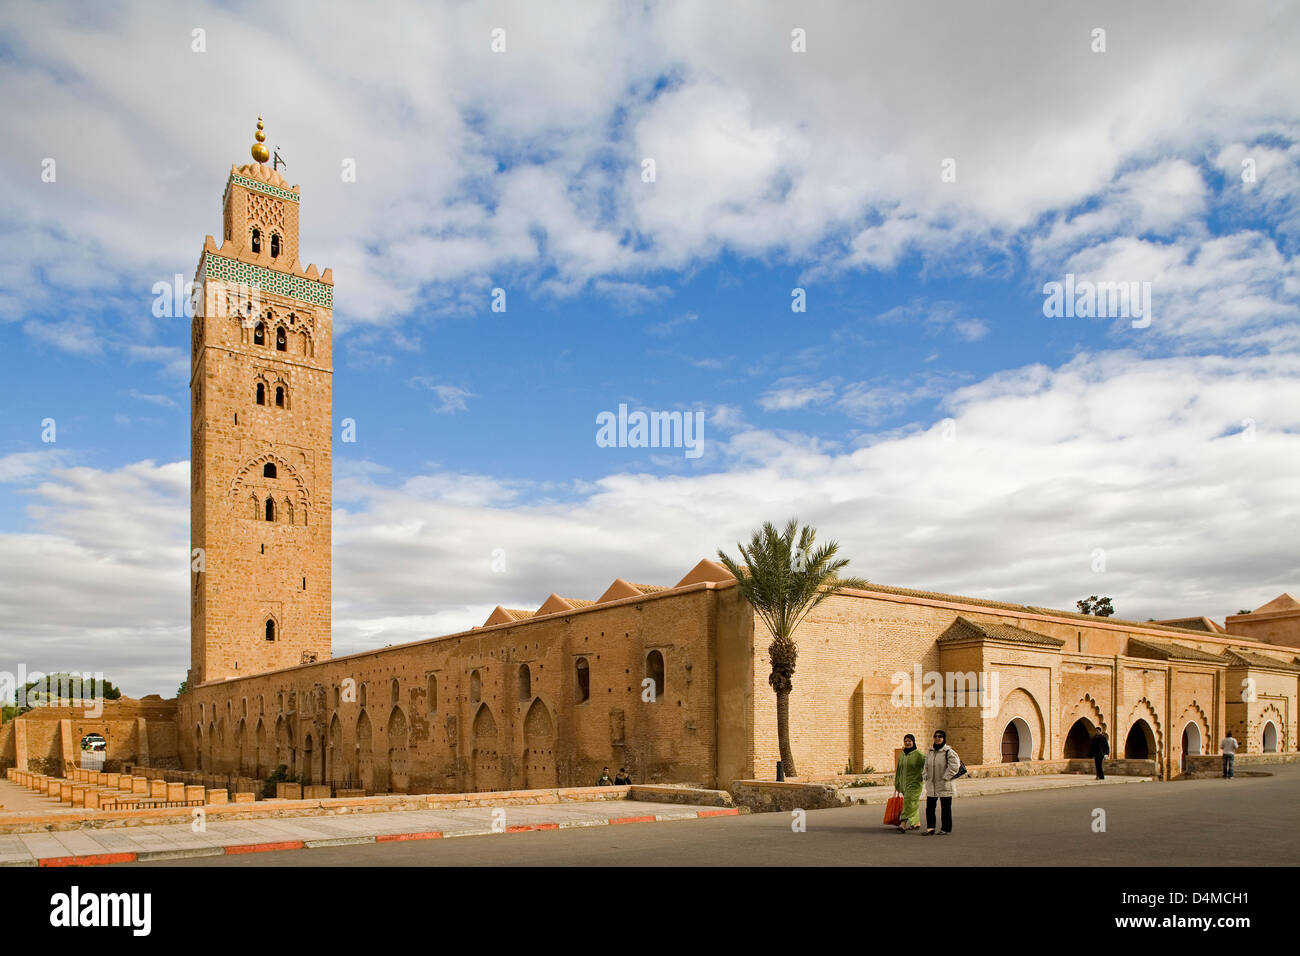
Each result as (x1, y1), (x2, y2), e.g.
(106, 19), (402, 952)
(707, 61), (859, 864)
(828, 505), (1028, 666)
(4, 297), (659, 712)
(729, 780), (847, 813)
(629, 785), (734, 808)
(803, 758), (1157, 787)
(0, 784), (643, 834)
(123, 764), (261, 798)
(1183, 751), (1299, 777)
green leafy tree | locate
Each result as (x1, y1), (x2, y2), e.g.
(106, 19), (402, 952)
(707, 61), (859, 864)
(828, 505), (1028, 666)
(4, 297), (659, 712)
(1076, 596), (1115, 617)
(718, 518), (868, 777)
(16, 673), (122, 714)
(176, 678), (190, 697)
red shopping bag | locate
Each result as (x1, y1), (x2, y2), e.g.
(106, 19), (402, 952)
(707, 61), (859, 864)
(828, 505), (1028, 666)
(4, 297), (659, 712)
(883, 792), (903, 826)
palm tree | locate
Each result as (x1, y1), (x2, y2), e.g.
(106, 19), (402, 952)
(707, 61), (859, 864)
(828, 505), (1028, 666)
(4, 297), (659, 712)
(717, 518), (868, 777)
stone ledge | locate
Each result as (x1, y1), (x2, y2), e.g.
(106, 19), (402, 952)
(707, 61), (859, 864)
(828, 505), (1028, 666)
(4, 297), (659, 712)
(729, 780), (845, 813)
(629, 784), (735, 808)
(802, 758), (1158, 786)
(1181, 751), (1298, 777)
(0, 784), (694, 833)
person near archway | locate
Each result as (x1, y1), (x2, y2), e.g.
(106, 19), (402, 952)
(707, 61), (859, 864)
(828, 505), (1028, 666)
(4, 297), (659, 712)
(596, 766), (613, 786)
(922, 729), (961, 835)
(1089, 727), (1110, 779)
(893, 733), (925, 832)
(614, 767), (632, 785)
(1220, 731), (1238, 779)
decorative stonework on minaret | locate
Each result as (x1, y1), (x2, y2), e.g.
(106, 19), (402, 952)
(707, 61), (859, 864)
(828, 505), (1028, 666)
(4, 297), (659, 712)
(189, 118), (334, 685)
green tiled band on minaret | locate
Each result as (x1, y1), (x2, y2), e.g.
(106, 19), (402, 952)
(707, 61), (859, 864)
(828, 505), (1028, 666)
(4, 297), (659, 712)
(202, 254), (332, 307)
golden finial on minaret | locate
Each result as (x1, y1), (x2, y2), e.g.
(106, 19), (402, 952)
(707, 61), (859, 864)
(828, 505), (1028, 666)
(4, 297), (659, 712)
(251, 116), (270, 164)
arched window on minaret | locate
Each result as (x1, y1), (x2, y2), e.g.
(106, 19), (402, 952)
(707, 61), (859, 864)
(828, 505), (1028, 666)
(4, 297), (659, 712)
(264, 496), (275, 522)
(255, 383), (265, 405)
(283, 498), (293, 525)
(265, 619), (276, 642)
(276, 327), (287, 352)
(263, 462), (277, 478)
(251, 227), (261, 254)
(270, 233), (280, 258)
(275, 385), (285, 408)
(253, 322), (265, 346)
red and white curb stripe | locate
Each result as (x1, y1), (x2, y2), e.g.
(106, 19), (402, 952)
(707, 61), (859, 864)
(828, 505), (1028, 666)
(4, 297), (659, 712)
(12, 807), (740, 867)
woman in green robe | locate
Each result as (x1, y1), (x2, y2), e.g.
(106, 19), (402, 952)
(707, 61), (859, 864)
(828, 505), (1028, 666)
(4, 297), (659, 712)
(894, 733), (925, 831)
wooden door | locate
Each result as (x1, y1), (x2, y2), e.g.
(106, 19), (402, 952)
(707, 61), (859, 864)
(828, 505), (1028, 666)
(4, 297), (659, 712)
(1001, 723), (1020, 762)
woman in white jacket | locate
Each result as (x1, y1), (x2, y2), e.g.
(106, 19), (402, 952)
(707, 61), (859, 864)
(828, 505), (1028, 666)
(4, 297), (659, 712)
(922, 729), (961, 835)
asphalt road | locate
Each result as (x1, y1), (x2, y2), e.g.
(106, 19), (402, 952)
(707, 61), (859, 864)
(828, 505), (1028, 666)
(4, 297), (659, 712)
(129, 766), (1299, 867)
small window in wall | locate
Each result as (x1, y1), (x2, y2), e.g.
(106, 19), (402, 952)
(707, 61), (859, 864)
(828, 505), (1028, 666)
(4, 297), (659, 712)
(276, 328), (287, 352)
(302, 577), (306, 590)
(427, 675), (438, 711)
(256, 383), (265, 405)
(275, 386), (285, 408)
(263, 462), (277, 478)
(391, 678), (400, 704)
(264, 496), (275, 521)
(645, 650), (665, 701)
(270, 234), (280, 258)
(251, 228), (261, 254)
(265, 619), (276, 641)
(253, 322), (265, 346)
(575, 658), (590, 703)
(518, 664), (531, 700)
(470, 670), (482, 703)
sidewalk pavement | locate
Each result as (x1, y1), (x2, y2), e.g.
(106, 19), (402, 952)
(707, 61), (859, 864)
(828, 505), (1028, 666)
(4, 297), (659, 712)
(0, 799), (738, 867)
(838, 773), (1152, 804)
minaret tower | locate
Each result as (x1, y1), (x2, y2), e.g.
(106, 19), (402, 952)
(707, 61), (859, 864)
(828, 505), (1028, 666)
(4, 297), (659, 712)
(189, 118), (334, 684)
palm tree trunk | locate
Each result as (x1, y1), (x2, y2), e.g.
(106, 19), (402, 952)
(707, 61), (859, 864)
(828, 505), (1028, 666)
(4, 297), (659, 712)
(776, 687), (796, 777)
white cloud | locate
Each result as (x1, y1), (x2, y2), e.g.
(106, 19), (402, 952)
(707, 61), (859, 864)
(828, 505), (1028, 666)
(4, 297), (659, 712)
(757, 378), (837, 411)
(4, 1), (1298, 336)
(648, 311), (698, 336)
(1057, 231), (1300, 348)
(871, 300), (989, 343)
(408, 377), (476, 414)
(0, 451), (68, 484)
(127, 389), (176, 408)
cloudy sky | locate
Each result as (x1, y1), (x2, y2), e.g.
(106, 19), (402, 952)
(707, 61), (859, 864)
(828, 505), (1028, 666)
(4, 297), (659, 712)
(1, 0), (1298, 697)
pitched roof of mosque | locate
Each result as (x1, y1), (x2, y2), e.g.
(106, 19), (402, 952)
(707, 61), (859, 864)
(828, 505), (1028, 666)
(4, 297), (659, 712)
(936, 616), (1066, 648)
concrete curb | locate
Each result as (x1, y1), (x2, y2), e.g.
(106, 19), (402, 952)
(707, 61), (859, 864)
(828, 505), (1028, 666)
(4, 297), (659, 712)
(136, 847), (226, 862)
(19, 806), (741, 867)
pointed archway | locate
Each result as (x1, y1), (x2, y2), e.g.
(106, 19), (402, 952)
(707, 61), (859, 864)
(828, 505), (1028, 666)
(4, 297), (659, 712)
(522, 698), (556, 789)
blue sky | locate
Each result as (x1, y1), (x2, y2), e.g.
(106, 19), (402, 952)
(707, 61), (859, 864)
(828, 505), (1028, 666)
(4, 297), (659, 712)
(1, 0), (1298, 695)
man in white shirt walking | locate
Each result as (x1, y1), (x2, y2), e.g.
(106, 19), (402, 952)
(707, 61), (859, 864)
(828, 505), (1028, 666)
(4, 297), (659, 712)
(1220, 733), (1238, 779)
